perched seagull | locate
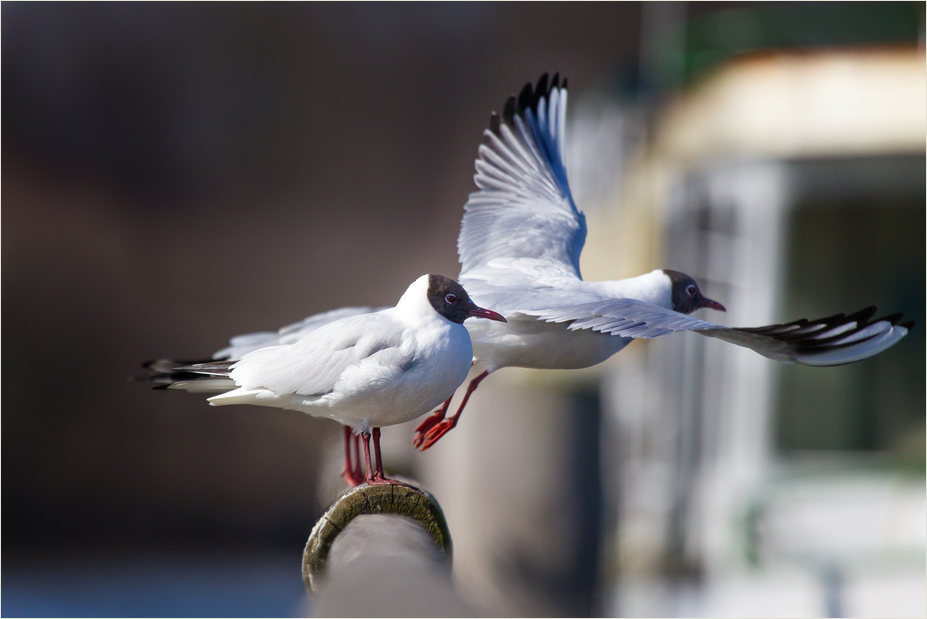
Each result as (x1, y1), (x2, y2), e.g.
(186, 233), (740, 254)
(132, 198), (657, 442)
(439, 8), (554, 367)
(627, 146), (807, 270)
(146, 275), (505, 486)
(409, 72), (914, 449)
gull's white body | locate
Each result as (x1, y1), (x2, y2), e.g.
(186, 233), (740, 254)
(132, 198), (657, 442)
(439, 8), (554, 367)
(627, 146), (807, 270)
(206, 275), (474, 433)
(463, 273), (673, 371)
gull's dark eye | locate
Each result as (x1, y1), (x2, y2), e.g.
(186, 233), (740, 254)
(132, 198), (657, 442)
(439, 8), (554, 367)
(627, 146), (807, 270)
(444, 293), (458, 304)
(685, 284), (697, 296)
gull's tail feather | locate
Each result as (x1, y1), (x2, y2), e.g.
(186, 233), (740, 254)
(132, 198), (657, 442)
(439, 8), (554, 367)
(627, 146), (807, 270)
(207, 387), (271, 407)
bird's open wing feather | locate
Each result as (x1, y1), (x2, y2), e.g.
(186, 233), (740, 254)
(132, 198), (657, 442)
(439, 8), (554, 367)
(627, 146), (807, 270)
(700, 307), (913, 366)
(458, 73), (586, 285)
(527, 300), (912, 366)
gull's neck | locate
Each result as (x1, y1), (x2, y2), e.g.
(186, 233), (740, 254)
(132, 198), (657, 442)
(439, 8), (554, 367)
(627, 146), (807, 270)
(394, 275), (446, 325)
(590, 270), (673, 309)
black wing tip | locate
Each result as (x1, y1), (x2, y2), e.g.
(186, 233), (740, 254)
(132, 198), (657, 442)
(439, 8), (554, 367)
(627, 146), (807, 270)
(502, 95), (517, 126)
(531, 73), (549, 110)
(517, 80), (532, 115)
(177, 360), (236, 374)
(740, 306), (911, 342)
(139, 357), (233, 388)
(878, 312), (902, 324)
(489, 111), (501, 136)
(501, 72), (567, 129)
(846, 306), (878, 323)
(839, 307), (913, 330)
(142, 357), (213, 371)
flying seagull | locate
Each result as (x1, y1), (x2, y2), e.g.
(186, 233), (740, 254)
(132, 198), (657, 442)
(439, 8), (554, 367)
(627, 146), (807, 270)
(410, 73), (913, 449)
(147, 275), (504, 486)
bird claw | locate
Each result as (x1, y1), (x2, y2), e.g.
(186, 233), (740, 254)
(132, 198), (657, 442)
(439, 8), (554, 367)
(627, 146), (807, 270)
(417, 419), (456, 452)
(413, 410), (446, 448)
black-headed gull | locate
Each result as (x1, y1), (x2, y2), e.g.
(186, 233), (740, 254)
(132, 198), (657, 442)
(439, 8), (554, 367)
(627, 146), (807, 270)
(409, 73), (913, 449)
(148, 274), (505, 486)
(157, 74), (913, 455)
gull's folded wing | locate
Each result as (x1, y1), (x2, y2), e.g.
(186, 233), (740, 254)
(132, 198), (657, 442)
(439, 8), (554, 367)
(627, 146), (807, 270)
(212, 306), (382, 360)
(209, 312), (407, 398)
(142, 307), (383, 388)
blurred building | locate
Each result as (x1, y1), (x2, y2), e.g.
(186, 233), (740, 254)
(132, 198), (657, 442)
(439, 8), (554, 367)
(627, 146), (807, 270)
(604, 47), (925, 617)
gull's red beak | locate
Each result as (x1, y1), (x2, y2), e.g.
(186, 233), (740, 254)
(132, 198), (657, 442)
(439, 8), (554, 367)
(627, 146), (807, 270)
(467, 305), (507, 322)
(698, 296), (726, 312)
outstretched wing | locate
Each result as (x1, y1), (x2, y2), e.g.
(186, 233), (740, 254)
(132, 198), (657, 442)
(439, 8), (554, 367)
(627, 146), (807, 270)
(701, 307), (913, 366)
(458, 73), (586, 286)
(529, 301), (913, 366)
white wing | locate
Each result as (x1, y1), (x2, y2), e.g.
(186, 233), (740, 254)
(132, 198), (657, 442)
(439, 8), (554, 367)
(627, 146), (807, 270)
(458, 73), (586, 287)
(212, 306), (384, 359)
(213, 312), (410, 397)
(454, 74), (911, 369)
(144, 306), (384, 390)
(528, 301), (912, 366)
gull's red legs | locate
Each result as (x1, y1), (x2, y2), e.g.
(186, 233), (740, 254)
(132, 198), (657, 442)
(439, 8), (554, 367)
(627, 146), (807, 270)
(342, 426), (364, 487)
(415, 370), (489, 452)
(361, 427), (403, 486)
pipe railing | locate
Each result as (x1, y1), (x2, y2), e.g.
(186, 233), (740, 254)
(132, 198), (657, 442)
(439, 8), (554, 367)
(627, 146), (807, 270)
(303, 481), (472, 616)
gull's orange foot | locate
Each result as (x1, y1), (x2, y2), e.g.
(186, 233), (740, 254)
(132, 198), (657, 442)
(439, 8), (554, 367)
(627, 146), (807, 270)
(418, 418), (457, 451)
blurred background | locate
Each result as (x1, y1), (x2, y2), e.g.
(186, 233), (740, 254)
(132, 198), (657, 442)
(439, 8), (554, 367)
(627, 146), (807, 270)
(3, 2), (924, 617)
